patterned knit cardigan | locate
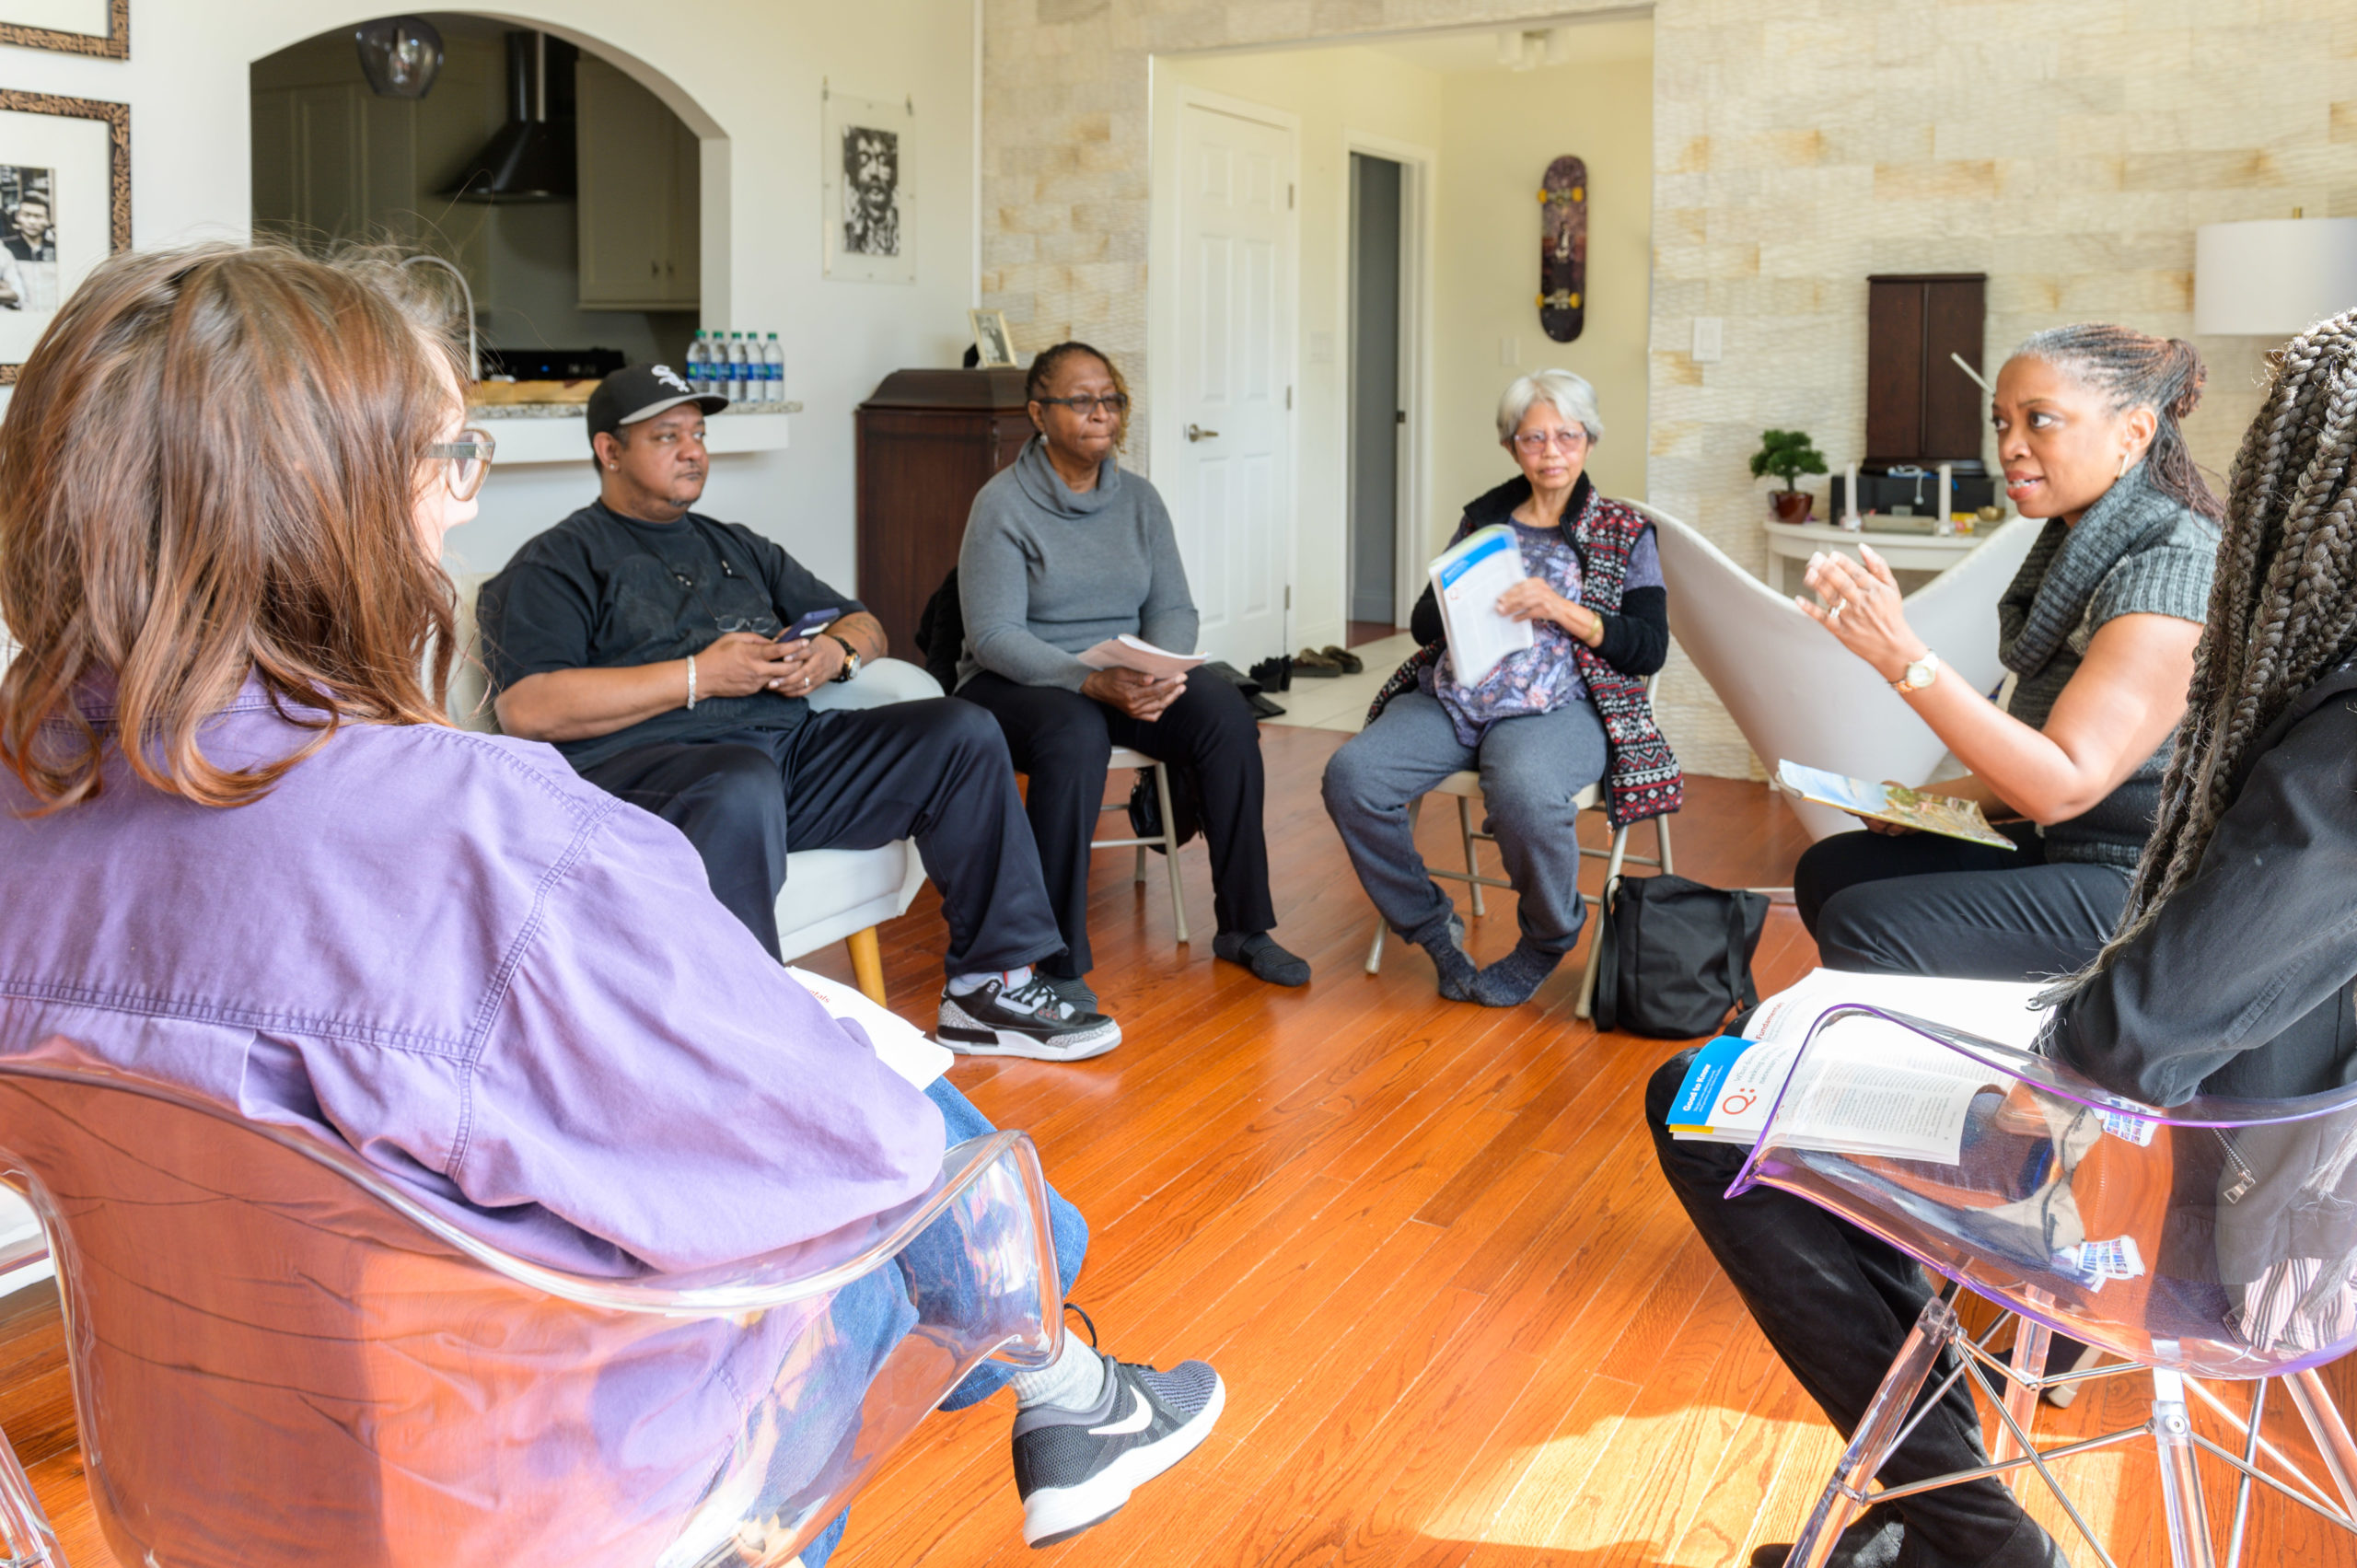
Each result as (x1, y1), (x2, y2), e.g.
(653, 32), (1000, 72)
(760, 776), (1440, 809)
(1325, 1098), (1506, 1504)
(1367, 485), (1684, 830)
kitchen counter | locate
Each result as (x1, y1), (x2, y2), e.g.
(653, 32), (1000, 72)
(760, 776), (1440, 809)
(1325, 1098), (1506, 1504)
(465, 400), (799, 464)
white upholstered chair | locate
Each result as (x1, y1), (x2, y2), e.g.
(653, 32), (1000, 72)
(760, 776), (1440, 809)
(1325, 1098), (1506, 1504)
(1644, 507), (2042, 841)
(449, 575), (929, 1004)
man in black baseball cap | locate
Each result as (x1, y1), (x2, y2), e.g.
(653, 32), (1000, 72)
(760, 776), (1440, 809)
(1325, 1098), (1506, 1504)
(473, 363), (1122, 1061)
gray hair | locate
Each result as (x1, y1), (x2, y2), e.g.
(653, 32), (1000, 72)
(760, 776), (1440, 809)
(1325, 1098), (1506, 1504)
(1496, 369), (1603, 446)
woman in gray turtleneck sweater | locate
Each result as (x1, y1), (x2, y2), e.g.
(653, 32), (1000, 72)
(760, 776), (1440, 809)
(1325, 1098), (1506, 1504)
(956, 342), (1306, 996)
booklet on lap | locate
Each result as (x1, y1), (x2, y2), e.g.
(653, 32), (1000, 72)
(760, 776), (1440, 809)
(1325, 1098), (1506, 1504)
(1666, 968), (2049, 1164)
(1428, 524), (1534, 689)
(787, 966), (954, 1091)
(1776, 760), (2017, 850)
(1076, 633), (1207, 679)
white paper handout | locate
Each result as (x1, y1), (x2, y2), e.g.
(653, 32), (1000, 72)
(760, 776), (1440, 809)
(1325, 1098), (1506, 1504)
(1428, 525), (1534, 689)
(786, 966), (953, 1091)
(1666, 968), (2051, 1164)
(1076, 634), (1206, 680)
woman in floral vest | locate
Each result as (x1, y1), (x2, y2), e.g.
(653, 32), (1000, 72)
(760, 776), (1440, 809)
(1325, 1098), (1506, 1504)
(1322, 370), (1680, 1007)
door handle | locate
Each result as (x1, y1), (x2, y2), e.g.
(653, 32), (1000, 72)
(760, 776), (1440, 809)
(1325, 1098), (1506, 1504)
(1186, 424), (1220, 443)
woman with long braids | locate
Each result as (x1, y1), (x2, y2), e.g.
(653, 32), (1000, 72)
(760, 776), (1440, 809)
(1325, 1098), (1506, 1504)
(1790, 324), (2223, 981)
(1649, 311), (2357, 1568)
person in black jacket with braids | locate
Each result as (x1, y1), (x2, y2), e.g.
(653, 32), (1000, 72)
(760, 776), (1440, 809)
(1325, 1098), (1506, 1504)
(1323, 369), (1679, 1007)
(1789, 324), (2223, 983)
(1653, 310), (2357, 1568)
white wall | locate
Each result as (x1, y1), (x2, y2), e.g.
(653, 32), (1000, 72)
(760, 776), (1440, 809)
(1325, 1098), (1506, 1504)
(0, 0), (981, 596)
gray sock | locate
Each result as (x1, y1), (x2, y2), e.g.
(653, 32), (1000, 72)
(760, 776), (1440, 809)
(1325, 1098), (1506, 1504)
(1411, 914), (1476, 1002)
(1469, 939), (1564, 1007)
(1007, 1333), (1108, 1412)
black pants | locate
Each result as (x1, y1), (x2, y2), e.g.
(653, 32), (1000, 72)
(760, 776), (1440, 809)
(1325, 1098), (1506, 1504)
(958, 669), (1277, 976)
(1647, 1057), (2061, 1568)
(578, 701), (1065, 977)
(1794, 822), (2131, 981)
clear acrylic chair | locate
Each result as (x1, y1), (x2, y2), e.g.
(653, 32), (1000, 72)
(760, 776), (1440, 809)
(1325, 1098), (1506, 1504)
(0, 1045), (1063, 1567)
(1736, 1005), (2357, 1568)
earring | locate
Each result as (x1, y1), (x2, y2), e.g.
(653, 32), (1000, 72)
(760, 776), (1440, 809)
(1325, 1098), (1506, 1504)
(2117, 449), (2131, 480)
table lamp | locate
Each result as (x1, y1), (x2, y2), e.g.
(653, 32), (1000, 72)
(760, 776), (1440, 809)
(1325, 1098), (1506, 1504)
(2194, 217), (2357, 336)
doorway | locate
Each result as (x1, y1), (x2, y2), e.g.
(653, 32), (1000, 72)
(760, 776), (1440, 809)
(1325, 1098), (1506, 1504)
(1348, 151), (1406, 644)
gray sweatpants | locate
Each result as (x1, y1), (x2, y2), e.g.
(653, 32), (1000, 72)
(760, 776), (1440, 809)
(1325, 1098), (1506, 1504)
(1320, 689), (1608, 956)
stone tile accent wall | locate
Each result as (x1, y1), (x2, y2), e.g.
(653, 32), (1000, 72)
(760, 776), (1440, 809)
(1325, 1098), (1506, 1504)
(984, 0), (2357, 777)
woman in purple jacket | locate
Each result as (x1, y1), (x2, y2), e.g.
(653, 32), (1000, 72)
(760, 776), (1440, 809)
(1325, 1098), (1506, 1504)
(0, 245), (1218, 1558)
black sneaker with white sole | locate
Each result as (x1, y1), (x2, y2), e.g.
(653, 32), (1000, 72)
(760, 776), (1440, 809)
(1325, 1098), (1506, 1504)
(937, 975), (1122, 1062)
(1012, 1352), (1225, 1548)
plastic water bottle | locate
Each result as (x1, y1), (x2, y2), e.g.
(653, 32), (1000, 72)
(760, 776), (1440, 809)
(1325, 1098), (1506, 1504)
(685, 331), (709, 394)
(726, 332), (749, 402)
(762, 332), (784, 404)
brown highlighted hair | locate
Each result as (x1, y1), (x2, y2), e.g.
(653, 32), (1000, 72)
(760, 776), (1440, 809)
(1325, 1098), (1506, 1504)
(2012, 322), (2223, 523)
(0, 243), (467, 812)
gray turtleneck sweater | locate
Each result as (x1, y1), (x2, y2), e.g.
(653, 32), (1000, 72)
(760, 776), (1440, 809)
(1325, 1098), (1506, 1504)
(956, 436), (1199, 691)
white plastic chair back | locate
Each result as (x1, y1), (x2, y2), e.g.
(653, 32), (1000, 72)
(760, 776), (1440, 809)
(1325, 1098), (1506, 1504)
(1644, 507), (2041, 839)
(0, 1042), (1059, 1567)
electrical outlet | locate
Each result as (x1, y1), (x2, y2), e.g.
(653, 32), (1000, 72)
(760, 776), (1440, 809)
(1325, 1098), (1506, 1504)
(1691, 318), (1724, 363)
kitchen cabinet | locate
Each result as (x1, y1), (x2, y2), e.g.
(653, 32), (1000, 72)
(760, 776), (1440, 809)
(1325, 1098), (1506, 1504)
(856, 369), (1036, 656)
(1864, 273), (1986, 467)
(575, 56), (700, 310)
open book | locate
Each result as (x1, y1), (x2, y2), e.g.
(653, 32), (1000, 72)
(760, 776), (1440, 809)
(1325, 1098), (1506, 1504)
(1777, 761), (2016, 850)
(1666, 969), (2049, 1163)
(1077, 633), (1206, 680)
(786, 967), (953, 1092)
(1429, 524), (1534, 688)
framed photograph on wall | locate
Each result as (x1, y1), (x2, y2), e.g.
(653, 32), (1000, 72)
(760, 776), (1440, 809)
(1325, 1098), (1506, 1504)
(969, 308), (1015, 367)
(0, 91), (129, 383)
(0, 1), (128, 59)
(821, 84), (914, 285)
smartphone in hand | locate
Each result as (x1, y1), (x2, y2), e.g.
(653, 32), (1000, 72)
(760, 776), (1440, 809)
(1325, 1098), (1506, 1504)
(776, 608), (841, 645)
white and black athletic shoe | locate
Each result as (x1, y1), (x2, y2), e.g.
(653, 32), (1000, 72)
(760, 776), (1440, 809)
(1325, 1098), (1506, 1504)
(937, 976), (1122, 1062)
(1012, 1352), (1225, 1548)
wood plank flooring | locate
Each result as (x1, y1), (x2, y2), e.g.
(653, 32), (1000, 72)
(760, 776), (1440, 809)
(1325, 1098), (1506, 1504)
(6, 722), (2355, 1565)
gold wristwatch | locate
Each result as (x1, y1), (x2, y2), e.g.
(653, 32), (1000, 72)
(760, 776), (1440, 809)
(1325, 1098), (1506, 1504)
(827, 633), (862, 683)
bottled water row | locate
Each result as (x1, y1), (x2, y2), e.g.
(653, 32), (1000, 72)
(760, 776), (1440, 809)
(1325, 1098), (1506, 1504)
(685, 331), (785, 404)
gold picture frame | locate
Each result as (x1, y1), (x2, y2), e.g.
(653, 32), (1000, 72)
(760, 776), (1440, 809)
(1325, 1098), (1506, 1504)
(969, 308), (1016, 368)
(0, 89), (130, 384)
(0, 0), (128, 60)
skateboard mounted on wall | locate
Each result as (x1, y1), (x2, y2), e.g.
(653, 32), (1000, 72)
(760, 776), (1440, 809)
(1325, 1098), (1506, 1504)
(1537, 156), (1587, 343)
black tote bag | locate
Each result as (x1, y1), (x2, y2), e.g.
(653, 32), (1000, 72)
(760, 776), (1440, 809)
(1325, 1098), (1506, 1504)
(1592, 874), (1770, 1040)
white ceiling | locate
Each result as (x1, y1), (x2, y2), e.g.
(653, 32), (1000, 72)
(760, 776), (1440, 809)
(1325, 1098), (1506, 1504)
(1358, 14), (1654, 75)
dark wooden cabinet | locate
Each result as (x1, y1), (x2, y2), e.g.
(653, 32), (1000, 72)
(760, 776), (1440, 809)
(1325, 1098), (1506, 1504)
(854, 368), (1035, 658)
(1865, 273), (1987, 467)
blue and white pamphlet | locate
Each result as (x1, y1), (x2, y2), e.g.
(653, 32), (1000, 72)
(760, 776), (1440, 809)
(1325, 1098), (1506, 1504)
(1429, 524), (1533, 688)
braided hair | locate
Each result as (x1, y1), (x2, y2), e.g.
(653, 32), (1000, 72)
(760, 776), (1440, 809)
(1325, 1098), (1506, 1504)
(2064, 309), (2357, 989)
(1026, 339), (1130, 451)
(2014, 322), (2223, 523)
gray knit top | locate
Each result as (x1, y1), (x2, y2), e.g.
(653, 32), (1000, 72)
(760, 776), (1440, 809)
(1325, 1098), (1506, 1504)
(957, 437), (1199, 691)
(1995, 466), (2220, 867)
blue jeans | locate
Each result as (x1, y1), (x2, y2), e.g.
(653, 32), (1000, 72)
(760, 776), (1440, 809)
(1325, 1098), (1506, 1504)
(798, 1077), (1088, 1565)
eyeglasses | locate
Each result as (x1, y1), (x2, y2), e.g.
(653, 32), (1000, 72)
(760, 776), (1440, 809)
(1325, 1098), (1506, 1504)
(1511, 429), (1585, 453)
(426, 427), (496, 500)
(1034, 394), (1130, 419)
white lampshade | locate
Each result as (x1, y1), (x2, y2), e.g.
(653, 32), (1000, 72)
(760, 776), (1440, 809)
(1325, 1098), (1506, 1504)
(2194, 218), (2357, 336)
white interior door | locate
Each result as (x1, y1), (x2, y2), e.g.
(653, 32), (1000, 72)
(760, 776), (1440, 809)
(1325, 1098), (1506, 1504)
(1171, 102), (1294, 667)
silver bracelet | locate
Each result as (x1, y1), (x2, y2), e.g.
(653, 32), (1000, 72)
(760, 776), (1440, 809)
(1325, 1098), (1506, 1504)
(685, 653), (698, 710)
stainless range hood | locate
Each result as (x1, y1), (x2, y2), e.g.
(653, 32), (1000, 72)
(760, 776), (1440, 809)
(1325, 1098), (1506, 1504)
(445, 31), (574, 203)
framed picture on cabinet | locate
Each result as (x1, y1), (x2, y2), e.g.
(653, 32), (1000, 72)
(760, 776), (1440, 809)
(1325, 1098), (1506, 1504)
(969, 308), (1015, 367)
(0, 0), (128, 59)
(0, 90), (128, 383)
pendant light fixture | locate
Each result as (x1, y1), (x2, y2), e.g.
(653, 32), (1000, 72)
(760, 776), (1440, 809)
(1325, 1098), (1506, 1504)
(354, 16), (444, 100)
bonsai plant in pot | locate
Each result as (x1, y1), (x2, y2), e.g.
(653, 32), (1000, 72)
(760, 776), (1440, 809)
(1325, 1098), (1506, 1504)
(1751, 429), (1828, 524)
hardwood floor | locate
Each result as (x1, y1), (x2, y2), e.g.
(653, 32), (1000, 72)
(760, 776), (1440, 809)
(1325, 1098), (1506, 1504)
(6, 724), (2354, 1565)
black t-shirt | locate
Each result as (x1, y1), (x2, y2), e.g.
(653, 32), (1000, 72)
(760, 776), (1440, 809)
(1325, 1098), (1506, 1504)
(478, 501), (864, 771)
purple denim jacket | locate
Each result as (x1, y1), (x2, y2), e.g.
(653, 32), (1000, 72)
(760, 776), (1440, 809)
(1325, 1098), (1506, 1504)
(0, 683), (947, 1278)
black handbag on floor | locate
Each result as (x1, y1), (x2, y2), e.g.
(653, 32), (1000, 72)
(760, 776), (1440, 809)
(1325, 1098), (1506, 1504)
(1592, 874), (1769, 1039)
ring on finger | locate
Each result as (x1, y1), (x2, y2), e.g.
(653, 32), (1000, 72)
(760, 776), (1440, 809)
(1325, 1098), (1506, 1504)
(1830, 598), (1848, 621)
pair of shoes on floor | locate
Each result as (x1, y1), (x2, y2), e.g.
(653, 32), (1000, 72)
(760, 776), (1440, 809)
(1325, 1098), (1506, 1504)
(1213, 930), (1311, 986)
(938, 974), (1121, 1062)
(1248, 654), (1292, 692)
(1292, 645), (1364, 677)
(1014, 1349), (1226, 1547)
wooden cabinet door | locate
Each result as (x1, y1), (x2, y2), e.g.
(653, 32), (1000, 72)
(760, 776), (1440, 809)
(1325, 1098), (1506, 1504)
(576, 56), (698, 309)
(1866, 273), (1985, 466)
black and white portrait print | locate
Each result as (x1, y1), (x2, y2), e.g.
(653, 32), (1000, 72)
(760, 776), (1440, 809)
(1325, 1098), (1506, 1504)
(841, 124), (900, 259)
(0, 164), (58, 313)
